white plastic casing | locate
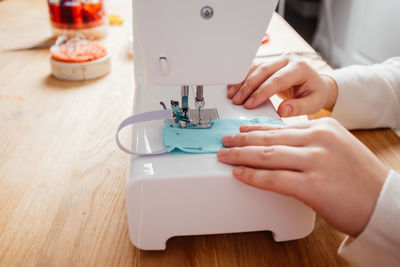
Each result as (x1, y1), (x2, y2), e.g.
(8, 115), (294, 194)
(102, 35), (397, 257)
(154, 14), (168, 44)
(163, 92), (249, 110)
(132, 0), (279, 85)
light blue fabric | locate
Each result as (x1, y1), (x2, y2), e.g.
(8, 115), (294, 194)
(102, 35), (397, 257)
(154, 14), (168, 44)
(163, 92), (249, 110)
(163, 117), (284, 153)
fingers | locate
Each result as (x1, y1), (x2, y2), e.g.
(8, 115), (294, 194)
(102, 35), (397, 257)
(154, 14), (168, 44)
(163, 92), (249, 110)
(217, 146), (309, 171)
(232, 167), (304, 197)
(243, 61), (309, 109)
(228, 54), (327, 117)
(230, 57), (290, 105)
(222, 129), (310, 148)
(240, 124), (285, 132)
(227, 64), (259, 99)
(239, 122), (309, 133)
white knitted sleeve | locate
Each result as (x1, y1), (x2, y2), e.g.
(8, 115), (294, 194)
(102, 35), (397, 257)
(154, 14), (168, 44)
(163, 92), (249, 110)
(338, 170), (400, 267)
(324, 57), (400, 136)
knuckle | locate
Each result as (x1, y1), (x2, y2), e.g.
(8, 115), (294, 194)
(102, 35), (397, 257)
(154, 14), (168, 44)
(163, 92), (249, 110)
(229, 147), (242, 160)
(260, 62), (273, 72)
(241, 81), (254, 92)
(267, 78), (284, 92)
(260, 131), (276, 144)
(310, 124), (337, 140)
(270, 75), (283, 85)
(249, 91), (262, 101)
(260, 172), (276, 188)
(320, 117), (337, 125)
(293, 60), (308, 69)
(257, 84), (274, 97)
(239, 82), (247, 91)
(308, 147), (325, 163)
(243, 168), (255, 183)
(259, 147), (275, 161)
(236, 133), (249, 144)
(261, 134), (270, 145)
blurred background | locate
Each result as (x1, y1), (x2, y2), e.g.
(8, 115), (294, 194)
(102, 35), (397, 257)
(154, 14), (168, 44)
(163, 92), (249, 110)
(280, 0), (400, 67)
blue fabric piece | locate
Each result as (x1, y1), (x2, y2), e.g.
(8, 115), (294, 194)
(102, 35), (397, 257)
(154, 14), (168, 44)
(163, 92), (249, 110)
(163, 117), (284, 153)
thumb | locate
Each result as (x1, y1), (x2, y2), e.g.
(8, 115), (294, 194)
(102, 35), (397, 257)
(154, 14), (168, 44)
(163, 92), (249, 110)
(278, 96), (321, 117)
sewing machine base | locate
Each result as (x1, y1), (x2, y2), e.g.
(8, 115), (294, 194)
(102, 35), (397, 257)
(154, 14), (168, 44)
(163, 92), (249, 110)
(126, 166), (315, 250)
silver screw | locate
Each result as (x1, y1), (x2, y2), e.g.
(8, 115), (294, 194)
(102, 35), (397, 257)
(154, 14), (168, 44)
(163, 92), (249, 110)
(201, 6), (214, 19)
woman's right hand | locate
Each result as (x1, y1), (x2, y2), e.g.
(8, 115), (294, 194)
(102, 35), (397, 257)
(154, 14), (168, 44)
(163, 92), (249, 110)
(227, 54), (339, 117)
(218, 118), (389, 237)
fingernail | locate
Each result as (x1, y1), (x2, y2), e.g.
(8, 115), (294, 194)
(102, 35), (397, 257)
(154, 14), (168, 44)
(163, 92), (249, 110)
(233, 92), (242, 102)
(217, 149), (230, 158)
(222, 135), (235, 145)
(245, 97), (254, 107)
(282, 105), (292, 117)
(233, 167), (244, 176)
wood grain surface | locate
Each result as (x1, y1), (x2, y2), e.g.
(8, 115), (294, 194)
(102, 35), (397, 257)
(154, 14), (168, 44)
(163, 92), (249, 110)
(1, 0), (399, 266)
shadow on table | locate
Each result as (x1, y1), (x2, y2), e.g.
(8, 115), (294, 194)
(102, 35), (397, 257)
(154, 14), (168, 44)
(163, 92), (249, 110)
(43, 74), (105, 90)
(130, 216), (349, 267)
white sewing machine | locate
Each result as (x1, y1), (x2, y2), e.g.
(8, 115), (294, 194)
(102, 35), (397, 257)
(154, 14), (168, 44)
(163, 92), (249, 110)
(125, 0), (315, 250)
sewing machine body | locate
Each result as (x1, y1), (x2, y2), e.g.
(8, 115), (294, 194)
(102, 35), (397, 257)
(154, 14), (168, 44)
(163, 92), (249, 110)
(126, 0), (315, 250)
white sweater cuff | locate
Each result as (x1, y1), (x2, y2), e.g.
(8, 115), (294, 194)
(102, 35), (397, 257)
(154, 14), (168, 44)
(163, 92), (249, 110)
(322, 65), (400, 134)
(338, 170), (400, 267)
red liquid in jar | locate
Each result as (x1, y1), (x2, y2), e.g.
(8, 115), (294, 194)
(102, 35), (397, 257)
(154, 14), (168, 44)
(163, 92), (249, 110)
(48, 0), (105, 30)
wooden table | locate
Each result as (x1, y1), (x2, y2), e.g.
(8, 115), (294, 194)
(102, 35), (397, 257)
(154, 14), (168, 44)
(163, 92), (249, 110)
(1, 0), (399, 266)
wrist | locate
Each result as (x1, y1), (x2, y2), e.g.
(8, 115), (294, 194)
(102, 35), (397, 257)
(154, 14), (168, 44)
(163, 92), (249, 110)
(321, 74), (338, 111)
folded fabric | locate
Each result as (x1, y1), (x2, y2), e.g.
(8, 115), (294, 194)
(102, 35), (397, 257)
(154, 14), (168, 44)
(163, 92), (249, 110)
(163, 117), (284, 153)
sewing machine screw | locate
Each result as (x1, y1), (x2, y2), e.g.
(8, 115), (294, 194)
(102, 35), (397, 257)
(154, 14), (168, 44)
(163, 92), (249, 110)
(201, 6), (213, 19)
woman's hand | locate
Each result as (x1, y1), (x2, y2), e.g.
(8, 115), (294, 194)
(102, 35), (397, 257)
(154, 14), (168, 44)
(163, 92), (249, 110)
(227, 54), (338, 117)
(217, 118), (389, 237)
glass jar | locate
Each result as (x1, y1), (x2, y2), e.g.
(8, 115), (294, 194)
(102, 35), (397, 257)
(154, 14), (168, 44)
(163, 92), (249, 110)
(47, 0), (106, 39)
